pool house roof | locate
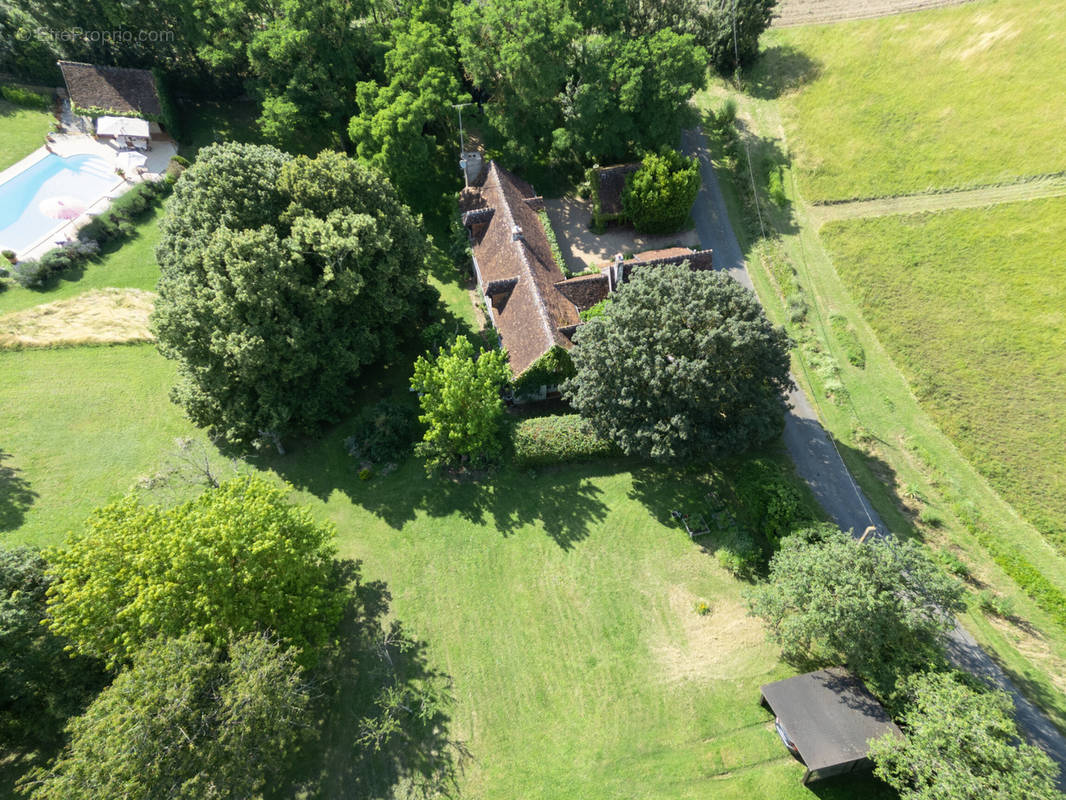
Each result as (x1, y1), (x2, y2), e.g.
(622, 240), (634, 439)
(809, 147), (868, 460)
(58, 61), (161, 118)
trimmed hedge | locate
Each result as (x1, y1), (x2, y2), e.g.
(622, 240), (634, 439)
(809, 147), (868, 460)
(11, 239), (99, 288)
(512, 414), (621, 467)
(1, 84), (51, 109)
(78, 179), (169, 247)
(952, 500), (1066, 630)
(151, 67), (182, 140)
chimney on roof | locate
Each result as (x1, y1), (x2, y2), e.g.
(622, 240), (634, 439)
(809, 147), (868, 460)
(512, 224), (523, 242)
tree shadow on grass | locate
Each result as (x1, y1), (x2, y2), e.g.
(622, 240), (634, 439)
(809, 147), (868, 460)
(744, 45), (822, 100)
(277, 563), (467, 799)
(805, 771), (899, 800)
(363, 460), (609, 551)
(269, 423), (612, 550)
(0, 450), (37, 531)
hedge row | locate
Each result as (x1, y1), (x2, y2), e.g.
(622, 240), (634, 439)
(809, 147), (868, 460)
(11, 177), (174, 289)
(953, 501), (1066, 630)
(511, 414), (621, 467)
(1, 84), (51, 109)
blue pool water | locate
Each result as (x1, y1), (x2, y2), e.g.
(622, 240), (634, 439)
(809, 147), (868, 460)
(0, 153), (117, 255)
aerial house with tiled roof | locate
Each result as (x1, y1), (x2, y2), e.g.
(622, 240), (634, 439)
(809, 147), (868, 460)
(460, 160), (713, 401)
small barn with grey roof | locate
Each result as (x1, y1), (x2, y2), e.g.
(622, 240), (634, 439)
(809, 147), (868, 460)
(760, 668), (902, 785)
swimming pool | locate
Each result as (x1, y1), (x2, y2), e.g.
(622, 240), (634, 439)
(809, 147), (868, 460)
(0, 152), (118, 256)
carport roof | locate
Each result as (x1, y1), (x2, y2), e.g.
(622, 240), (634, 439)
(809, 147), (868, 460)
(760, 668), (901, 775)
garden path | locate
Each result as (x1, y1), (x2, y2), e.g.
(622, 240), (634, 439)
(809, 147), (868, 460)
(809, 172), (1066, 226)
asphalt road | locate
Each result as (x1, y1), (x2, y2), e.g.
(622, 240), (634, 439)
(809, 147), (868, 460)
(681, 127), (1066, 787)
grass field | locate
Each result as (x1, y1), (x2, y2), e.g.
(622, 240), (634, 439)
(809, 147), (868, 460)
(0, 99), (52, 172)
(0, 338), (893, 800)
(0, 288), (155, 348)
(0, 347), (894, 800)
(821, 198), (1066, 548)
(694, 68), (1066, 740)
(767, 0), (1066, 201)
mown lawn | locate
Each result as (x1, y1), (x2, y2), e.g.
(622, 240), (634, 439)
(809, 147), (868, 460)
(0, 99), (52, 172)
(822, 197), (1066, 550)
(764, 0), (1066, 202)
(0, 338), (893, 799)
(0, 217), (890, 797)
(0, 209), (162, 317)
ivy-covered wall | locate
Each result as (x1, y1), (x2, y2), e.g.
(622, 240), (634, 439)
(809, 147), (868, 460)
(512, 345), (576, 400)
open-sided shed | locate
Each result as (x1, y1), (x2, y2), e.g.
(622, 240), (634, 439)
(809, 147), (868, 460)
(760, 667), (902, 784)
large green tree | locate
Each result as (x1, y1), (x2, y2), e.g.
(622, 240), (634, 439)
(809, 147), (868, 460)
(248, 0), (380, 151)
(622, 149), (701, 234)
(555, 30), (706, 163)
(747, 529), (965, 697)
(46, 476), (345, 668)
(350, 16), (465, 202)
(153, 142), (430, 447)
(869, 671), (1063, 800)
(703, 0), (778, 75)
(0, 546), (105, 749)
(453, 0), (579, 161)
(410, 336), (511, 469)
(21, 633), (310, 800)
(564, 265), (791, 461)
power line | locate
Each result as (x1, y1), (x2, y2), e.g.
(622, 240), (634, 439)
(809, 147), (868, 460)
(737, 129), (877, 534)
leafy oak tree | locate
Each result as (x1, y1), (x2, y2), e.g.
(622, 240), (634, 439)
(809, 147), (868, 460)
(453, 0), (579, 161)
(564, 265), (791, 461)
(555, 30), (706, 163)
(411, 336), (511, 470)
(622, 149), (701, 234)
(21, 633), (310, 800)
(350, 17), (466, 203)
(747, 528), (965, 698)
(46, 476), (345, 668)
(153, 143), (430, 447)
(0, 546), (106, 749)
(869, 671), (1064, 800)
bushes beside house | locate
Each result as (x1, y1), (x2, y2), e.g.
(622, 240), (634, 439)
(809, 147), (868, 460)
(512, 346), (575, 401)
(511, 414), (621, 468)
(622, 150), (700, 234)
(10, 179), (172, 289)
(1, 84), (52, 109)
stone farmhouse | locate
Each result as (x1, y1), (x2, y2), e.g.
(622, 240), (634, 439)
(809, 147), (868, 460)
(460, 160), (713, 400)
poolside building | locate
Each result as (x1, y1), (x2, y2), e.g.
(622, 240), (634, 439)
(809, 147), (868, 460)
(57, 61), (162, 121)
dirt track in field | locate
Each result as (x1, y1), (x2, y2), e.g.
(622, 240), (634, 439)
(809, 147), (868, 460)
(773, 0), (977, 27)
(808, 173), (1066, 225)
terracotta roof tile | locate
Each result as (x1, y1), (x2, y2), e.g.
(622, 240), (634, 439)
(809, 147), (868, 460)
(469, 162), (580, 376)
(58, 61), (161, 117)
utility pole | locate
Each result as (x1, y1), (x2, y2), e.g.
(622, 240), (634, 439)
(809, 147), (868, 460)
(453, 101), (475, 186)
(453, 101), (474, 155)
